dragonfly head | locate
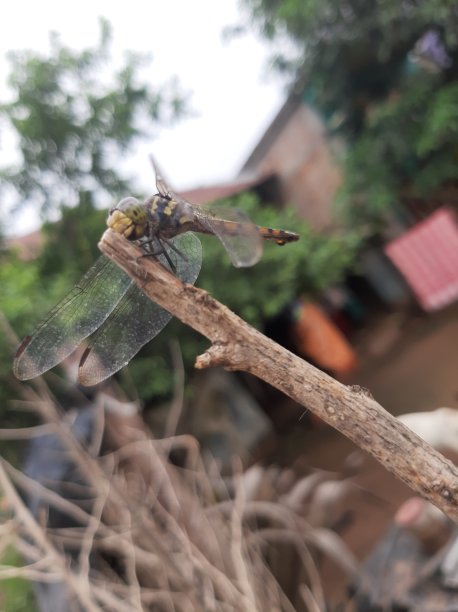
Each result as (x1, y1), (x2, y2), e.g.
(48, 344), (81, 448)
(107, 197), (148, 240)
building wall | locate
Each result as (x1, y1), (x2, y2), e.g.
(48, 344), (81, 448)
(249, 105), (342, 230)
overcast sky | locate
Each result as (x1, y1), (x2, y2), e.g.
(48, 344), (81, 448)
(0, 0), (287, 235)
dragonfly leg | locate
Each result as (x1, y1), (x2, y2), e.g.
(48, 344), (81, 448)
(161, 237), (189, 264)
(140, 239), (166, 257)
(138, 237), (179, 274)
(158, 245), (176, 273)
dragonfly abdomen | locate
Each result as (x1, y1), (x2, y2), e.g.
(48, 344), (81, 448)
(203, 218), (299, 245)
(256, 226), (300, 245)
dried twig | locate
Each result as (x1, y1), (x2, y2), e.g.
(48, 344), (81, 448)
(164, 339), (186, 438)
(0, 462), (101, 611)
(99, 228), (458, 523)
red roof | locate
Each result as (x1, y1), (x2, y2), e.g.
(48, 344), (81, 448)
(5, 229), (43, 260)
(179, 175), (262, 205)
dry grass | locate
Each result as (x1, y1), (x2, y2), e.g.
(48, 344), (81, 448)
(0, 377), (361, 612)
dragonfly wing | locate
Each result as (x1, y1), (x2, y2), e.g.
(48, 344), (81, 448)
(151, 155), (197, 208)
(194, 205), (263, 268)
(78, 232), (202, 386)
(151, 154), (180, 201)
(78, 284), (171, 386)
(13, 257), (132, 380)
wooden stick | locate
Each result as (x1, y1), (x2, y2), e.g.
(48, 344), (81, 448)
(99, 229), (458, 523)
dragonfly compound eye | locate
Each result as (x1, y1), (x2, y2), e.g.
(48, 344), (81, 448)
(107, 197), (148, 241)
(117, 196), (140, 209)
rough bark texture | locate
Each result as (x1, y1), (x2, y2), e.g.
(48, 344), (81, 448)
(99, 229), (458, 523)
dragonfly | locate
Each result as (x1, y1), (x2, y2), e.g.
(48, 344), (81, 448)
(13, 160), (299, 386)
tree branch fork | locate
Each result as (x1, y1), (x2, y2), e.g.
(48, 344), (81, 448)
(99, 229), (458, 523)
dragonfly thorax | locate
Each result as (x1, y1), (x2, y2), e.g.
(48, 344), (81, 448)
(143, 195), (196, 239)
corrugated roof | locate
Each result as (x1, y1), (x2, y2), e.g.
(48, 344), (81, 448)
(5, 229), (43, 260)
(179, 174), (264, 205)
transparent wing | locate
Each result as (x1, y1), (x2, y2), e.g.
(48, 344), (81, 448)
(193, 204), (263, 268)
(150, 154), (178, 200)
(78, 233), (202, 386)
(13, 257), (132, 380)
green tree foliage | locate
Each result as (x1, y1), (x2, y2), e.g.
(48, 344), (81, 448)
(337, 75), (458, 227)
(0, 18), (186, 219)
(241, 0), (458, 226)
(199, 192), (358, 323)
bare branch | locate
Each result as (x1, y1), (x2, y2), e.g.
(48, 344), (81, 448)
(99, 228), (458, 523)
(0, 424), (56, 440)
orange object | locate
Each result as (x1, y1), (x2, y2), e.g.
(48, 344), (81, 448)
(292, 300), (358, 374)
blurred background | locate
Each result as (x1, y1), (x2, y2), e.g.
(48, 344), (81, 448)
(1, 1), (458, 610)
